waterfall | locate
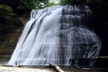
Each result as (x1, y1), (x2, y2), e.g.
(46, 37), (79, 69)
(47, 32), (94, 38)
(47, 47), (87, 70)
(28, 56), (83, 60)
(8, 5), (101, 65)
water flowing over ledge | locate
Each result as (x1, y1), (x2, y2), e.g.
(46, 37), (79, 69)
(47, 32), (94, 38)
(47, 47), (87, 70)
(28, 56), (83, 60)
(8, 5), (101, 66)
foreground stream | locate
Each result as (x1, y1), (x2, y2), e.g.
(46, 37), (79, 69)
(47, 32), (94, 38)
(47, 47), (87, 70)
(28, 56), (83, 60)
(0, 65), (108, 72)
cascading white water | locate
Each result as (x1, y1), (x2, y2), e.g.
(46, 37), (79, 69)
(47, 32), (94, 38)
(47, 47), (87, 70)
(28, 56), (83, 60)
(8, 5), (101, 65)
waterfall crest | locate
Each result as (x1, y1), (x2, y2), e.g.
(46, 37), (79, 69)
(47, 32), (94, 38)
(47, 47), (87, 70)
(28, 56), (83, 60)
(8, 5), (101, 65)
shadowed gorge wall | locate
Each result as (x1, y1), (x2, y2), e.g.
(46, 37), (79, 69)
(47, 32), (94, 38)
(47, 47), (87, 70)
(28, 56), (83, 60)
(0, 11), (30, 60)
(86, 1), (108, 56)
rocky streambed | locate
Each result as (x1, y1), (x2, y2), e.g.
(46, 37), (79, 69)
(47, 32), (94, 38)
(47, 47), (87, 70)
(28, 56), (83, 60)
(0, 65), (54, 72)
(1, 64), (108, 72)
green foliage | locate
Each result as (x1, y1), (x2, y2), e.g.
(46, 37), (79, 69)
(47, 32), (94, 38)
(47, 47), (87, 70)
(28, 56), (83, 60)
(60, 0), (104, 5)
(0, 4), (12, 12)
(0, 4), (15, 20)
(0, 2), (23, 34)
(19, 0), (49, 9)
(60, 0), (88, 5)
(60, 0), (75, 5)
(19, 0), (58, 9)
(20, 0), (38, 9)
(44, 1), (59, 7)
(0, 0), (53, 35)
